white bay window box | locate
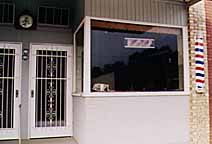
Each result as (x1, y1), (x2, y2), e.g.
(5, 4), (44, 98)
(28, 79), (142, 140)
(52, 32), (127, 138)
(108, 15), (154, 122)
(74, 17), (189, 96)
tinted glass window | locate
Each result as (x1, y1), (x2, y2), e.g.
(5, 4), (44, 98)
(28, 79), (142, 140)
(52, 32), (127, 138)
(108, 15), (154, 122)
(61, 9), (69, 25)
(75, 25), (84, 93)
(91, 22), (184, 92)
(0, 5), (3, 23)
(38, 7), (46, 23)
(54, 8), (61, 25)
(46, 8), (54, 24)
(8, 4), (13, 23)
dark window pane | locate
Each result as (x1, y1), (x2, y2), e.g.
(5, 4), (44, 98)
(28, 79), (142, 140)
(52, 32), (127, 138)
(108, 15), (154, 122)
(47, 50), (52, 55)
(8, 55), (15, 77)
(61, 9), (68, 25)
(91, 23), (184, 92)
(3, 4), (8, 23)
(37, 50), (42, 55)
(0, 4), (3, 23)
(8, 4), (13, 23)
(61, 51), (67, 56)
(76, 26), (84, 93)
(46, 8), (54, 24)
(6, 79), (14, 128)
(52, 51), (57, 55)
(8, 49), (14, 54)
(54, 8), (61, 25)
(39, 7), (46, 23)
(4, 55), (9, 77)
(2, 79), (8, 128)
(4, 49), (8, 53)
(0, 49), (4, 54)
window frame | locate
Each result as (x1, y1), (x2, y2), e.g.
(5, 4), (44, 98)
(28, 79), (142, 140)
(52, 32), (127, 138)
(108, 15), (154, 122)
(74, 16), (189, 97)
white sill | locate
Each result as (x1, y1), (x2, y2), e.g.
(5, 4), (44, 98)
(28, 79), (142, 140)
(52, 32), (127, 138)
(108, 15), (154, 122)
(72, 93), (83, 97)
(72, 91), (190, 98)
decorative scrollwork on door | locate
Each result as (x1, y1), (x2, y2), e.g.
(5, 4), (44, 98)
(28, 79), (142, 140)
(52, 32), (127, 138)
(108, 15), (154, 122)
(35, 50), (67, 127)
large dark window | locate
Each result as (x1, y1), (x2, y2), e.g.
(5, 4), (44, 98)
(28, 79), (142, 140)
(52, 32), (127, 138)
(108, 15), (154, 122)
(91, 21), (184, 92)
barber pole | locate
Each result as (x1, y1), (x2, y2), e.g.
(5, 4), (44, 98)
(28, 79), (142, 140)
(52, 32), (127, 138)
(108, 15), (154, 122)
(195, 35), (205, 93)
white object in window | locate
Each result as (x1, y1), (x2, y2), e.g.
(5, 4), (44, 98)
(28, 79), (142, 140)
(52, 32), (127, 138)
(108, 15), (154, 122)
(0, 43), (21, 140)
(29, 44), (72, 138)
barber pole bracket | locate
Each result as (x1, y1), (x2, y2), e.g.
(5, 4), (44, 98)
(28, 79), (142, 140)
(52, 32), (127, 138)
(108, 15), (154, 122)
(195, 34), (205, 93)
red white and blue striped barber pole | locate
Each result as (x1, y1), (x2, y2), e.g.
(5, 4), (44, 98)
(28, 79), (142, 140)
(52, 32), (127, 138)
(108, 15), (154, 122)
(195, 34), (205, 93)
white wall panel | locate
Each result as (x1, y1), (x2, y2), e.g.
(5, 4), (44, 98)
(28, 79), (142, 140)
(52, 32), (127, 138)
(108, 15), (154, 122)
(73, 97), (87, 144)
(74, 95), (189, 144)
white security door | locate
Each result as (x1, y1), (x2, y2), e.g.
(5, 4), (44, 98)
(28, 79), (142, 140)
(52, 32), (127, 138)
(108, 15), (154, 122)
(29, 44), (72, 138)
(0, 43), (21, 140)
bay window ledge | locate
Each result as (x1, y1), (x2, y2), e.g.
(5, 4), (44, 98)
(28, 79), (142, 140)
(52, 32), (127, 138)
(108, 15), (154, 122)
(73, 91), (190, 97)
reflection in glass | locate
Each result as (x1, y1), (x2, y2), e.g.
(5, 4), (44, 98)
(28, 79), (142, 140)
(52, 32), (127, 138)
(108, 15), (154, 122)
(91, 24), (183, 92)
(75, 25), (84, 93)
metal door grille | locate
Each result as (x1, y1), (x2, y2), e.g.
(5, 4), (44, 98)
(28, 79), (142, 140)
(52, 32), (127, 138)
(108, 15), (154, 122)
(35, 50), (67, 127)
(0, 48), (15, 129)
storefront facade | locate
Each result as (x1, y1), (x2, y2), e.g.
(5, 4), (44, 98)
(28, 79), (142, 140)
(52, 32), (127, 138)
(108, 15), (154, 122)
(0, 0), (209, 144)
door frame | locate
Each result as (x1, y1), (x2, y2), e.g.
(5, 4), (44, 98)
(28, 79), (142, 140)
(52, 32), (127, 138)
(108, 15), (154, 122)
(0, 42), (22, 140)
(29, 43), (73, 138)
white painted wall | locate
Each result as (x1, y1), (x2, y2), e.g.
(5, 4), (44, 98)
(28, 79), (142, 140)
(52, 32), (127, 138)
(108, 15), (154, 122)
(73, 95), (189, 144)
(73, 97), (86, 144)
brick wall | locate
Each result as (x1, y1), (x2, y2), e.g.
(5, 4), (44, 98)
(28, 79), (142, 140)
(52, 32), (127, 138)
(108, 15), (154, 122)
(206, 0), (212, 143)
(189, 1), (210, 144)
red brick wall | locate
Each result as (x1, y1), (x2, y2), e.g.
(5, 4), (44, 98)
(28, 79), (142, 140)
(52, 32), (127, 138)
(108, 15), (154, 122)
(206, 0), (212, 143)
